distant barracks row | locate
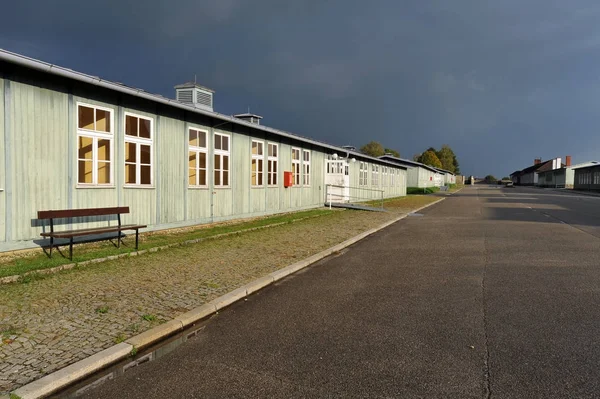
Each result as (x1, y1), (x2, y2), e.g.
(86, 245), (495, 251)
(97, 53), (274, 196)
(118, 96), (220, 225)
(0, 49), (453, 251)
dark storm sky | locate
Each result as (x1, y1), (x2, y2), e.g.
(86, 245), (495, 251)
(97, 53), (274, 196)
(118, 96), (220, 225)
(2, 0), (600, 177)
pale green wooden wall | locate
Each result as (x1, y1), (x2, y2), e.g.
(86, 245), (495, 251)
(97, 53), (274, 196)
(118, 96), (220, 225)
(1, 71), (407, 249)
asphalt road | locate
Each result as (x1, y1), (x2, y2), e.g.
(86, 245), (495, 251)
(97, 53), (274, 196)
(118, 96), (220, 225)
(80, 186), (600, 398)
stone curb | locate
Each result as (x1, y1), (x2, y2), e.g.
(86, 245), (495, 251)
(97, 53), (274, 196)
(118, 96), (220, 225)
(10, 197), (445, 398)
(12, 343), (133, 399)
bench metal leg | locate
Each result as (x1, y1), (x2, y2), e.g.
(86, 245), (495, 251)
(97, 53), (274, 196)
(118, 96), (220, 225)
(49, 236), (54, 258)
(135, 229), (139, 250)
(69, 237), (73, 261)
(117, 230), (121, 248)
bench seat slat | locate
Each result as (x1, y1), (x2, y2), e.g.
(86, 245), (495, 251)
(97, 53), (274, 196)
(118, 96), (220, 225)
(38, 207), (130, 220)
(40, 224), (146, 238)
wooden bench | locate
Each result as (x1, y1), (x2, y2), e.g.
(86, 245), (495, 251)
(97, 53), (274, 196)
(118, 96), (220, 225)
(37, 207), (146, 260)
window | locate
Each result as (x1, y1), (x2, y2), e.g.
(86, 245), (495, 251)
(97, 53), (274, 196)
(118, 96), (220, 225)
(124, 113), (153, 186)
(595, 171), (600, 185)
(77, 104), (113, 185)
(251, 140), (264, 186)
(372, 164), (379, 186)
(188, 128), (208, 187)
(292, 147), (301, 185)
(359, 162), (368, 186)
(302, 150), (311, 186)
(214, 133), (230, 187)
(268, 143), (278, 186)
(391, 168), (395, 186)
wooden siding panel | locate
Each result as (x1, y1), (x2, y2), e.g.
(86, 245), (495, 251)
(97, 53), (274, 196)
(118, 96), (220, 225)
(187, 189), (211, 220)
(122, 189), (156, 226)
(232, 132), (249, 216)
(158, 116), (185, 224)
(10, 81), (69, 241)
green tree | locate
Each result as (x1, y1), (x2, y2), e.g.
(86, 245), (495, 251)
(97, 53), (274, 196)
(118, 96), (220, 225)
(484, 175), (498, 183)
(419, 150), (442, 168)
(360, 141), (385, 157)
(384, 148), (400, 157)
(453, 155), (461, 175)
(436, 145), (456, 172)
(502, 176), (510, 180)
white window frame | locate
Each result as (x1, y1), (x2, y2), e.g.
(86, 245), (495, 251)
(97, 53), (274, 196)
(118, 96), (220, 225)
(76, 102), (114, 187)
(214, 132), (231, 188)
(251, 140), (265, 187)
(267, 143), (278, 186)
(188, 127), (208, 188)
(372, 164), (379, 187)
(124, 112), (154, 187)
(359, 162), (367, 186)
(302, 150), (311, 186)
(292, 147), (301, 186)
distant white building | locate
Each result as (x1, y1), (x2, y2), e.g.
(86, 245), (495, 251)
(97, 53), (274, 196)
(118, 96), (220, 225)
(379, 156), (447, 188)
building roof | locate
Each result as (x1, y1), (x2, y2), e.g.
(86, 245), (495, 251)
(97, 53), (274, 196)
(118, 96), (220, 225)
(512, 160), (552, 176)
(233, 113), (263, 119)
(433, 167), (455, 175)
(174, 82), (215, 93)
(571, 161), (600, 170)
(378, 155), (442, 173)
(0, 48), (407, 170)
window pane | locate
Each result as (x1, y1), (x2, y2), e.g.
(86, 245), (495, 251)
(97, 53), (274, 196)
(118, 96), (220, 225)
(198, 131), (206, 148)
(223, 171), (229, 186)
(273, 163), (277, 184)
(214, 135), (221, 150)
(140, 145), (151, 164)
(98, 162), (111, 184)
(199, 152), (206, 168)
(222, 136), (229, 151)
(189, 130), (198, 147)
(96, 109), (110, 132)
(78, 106), (94, 130)
(258, 159), (263, 173)
(98, 139), (110, 161)
(125, 164), (136, 184)
(125, 115), (138, 136)
(258, 142), (263, 155)
(214, 154), (220, 170)
(268, 160), (272, 173)
(273, 145), (277, 157)
(268, 145), (274, 157)
(189, 151), (197, 169)
(199, 170), (206, 186)
(189, 168), (196, 186)
(139, 118), (151, 139)
(223, 155), (229, 171)
(214, 170), (221, 186)
(78, 136), (93, 160)
(125, 142), (137, 162)
(252, 141), (258, 155)
(78, 160), (93, 183)
(140, 165), (151, 185)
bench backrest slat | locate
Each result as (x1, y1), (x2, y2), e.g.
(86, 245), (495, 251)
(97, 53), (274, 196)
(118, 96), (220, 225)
(38, 207), (130, 220)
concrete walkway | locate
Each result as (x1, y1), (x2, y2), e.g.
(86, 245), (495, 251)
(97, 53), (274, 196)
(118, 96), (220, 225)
(82, 186), (600, 398)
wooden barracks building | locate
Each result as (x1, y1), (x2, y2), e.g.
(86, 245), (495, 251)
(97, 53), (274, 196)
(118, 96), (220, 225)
(0, 49), (409, 251)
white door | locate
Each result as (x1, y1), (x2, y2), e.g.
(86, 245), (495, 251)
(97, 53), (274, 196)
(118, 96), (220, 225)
(325, 160), (350, 202)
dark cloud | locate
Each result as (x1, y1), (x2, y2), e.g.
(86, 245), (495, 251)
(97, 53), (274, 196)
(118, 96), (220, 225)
(3, 0), (600, 176)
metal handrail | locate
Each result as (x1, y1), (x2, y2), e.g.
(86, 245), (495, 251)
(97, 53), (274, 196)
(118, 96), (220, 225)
(325, 184), (385, 210)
